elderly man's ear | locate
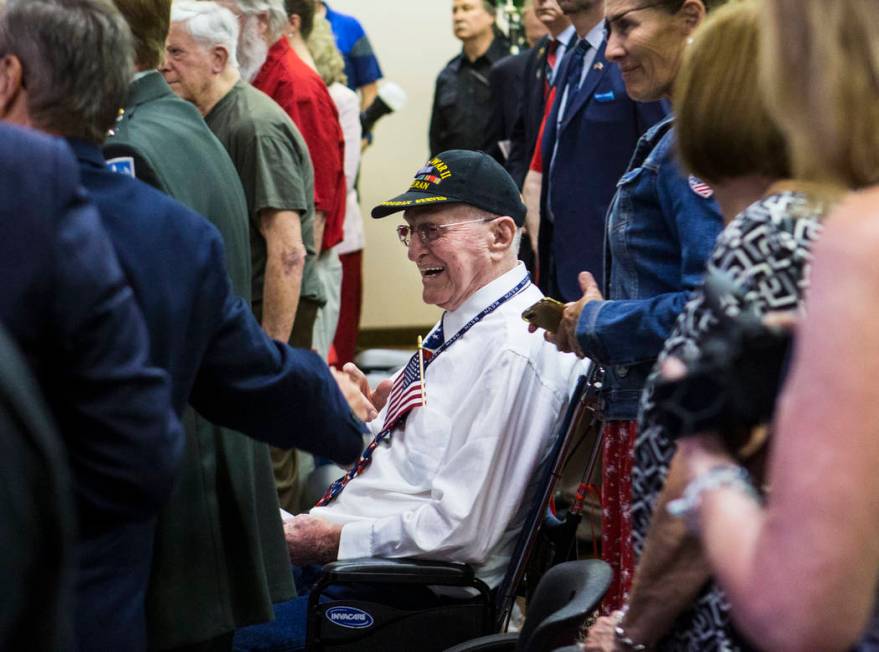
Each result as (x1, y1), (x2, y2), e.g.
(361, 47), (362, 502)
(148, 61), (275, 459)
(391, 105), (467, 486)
(209, 45), (232, 74)
(0, 54), (28, 125)
(488, 216), (518, 255)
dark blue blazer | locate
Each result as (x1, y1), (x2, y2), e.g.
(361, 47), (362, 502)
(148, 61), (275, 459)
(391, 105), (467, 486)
(539, 40), (669, 301)
(68, 140), (365, 651)
(0, 125), (182, 651)
(487, 47), (533, 167)
(506, 35), (551, 189)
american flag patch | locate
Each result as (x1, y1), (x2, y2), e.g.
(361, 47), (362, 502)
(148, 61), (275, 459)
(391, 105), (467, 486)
(689, 175), (714, 198)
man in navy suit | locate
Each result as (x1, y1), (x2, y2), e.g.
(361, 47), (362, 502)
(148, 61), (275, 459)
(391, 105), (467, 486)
(533, 0), (667, 300)
(0, 120), (179, 652)
(0, 2), (368, 651)
(505, 0), (574, 189)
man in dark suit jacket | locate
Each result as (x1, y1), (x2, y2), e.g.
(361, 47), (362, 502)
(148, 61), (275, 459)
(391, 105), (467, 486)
(505, 1), (574, 189)
(105, 3), (310, 648)
(538, 1), (668, 301)
(0, 2), (367, 651)
(486, 47), (532, 165)
(0, 117), (181, 649)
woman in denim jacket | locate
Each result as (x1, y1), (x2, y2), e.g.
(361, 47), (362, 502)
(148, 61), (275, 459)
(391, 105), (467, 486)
(544, 0), (725, 611)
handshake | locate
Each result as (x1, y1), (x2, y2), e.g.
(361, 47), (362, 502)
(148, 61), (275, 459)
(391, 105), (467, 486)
(331, 363), (393, 424)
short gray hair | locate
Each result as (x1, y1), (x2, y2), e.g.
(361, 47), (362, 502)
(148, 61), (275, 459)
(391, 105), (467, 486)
(170, 1), (239, 66)
(0, 0), (133, 144)
(225, 0), (287, 42)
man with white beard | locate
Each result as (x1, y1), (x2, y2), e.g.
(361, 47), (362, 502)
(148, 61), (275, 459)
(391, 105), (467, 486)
(164, 1), (325, 361)
(215, 0), (348, 513)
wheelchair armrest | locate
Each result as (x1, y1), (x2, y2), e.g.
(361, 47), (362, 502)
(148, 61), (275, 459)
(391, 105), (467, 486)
(319, 557), (479, 586)
(443, 632), (519, 652)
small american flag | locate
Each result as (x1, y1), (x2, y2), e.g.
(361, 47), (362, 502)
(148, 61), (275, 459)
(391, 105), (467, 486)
(314, 335), (432, 507)
(689, 175), (714, 199)
(382, 337), (427, 431)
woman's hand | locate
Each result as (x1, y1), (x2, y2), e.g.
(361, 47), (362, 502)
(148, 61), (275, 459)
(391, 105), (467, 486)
(541, 271), (604, 358)
(584, 612), (624, 651)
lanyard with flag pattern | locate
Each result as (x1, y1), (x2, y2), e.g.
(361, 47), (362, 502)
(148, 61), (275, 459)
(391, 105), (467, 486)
(315, 274), (532, 507)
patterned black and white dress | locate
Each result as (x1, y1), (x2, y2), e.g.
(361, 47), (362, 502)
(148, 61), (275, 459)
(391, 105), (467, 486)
(630, 191), (825, 651)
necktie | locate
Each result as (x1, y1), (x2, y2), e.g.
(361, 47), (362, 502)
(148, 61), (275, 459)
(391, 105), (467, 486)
(543, 39), (561, 94)
(562, 39), (591, 106)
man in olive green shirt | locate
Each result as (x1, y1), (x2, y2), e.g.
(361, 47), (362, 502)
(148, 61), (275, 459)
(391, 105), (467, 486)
(165, 1), (325, 519)
(107, 2), (299, 651)
(164, 2), (324, 349)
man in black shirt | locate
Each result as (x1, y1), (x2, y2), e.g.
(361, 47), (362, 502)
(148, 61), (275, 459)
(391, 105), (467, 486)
(429, 0), (509, 156)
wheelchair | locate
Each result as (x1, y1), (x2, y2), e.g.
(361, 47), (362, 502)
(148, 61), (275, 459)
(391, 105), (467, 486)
(303, 362), (608, 651)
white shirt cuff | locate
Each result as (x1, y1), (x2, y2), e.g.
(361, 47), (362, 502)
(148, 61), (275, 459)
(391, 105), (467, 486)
(337, 519), (375, 559)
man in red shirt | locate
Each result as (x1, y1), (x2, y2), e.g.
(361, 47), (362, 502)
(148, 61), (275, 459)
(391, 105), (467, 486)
(218, 0), (347, 513)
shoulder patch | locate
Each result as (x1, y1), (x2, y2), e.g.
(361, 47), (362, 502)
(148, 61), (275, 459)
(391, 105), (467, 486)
(688, 175), (714, 199)
(106, 156), (136, 178)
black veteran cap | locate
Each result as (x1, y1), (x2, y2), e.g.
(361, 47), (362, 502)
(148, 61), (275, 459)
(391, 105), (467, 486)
(371, 150), (527, 225)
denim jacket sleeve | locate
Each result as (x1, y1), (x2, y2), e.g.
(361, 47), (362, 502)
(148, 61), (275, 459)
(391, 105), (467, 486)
(577, 151), (723, 366)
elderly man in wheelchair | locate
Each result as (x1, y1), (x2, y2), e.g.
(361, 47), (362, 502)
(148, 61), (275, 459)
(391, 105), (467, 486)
(234, 150), (591, 651)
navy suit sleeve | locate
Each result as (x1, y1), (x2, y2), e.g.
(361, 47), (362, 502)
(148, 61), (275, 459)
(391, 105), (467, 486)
(50, 151), (182, 525)
(189, 236), (364, 465)
(575, 148), (723, 366)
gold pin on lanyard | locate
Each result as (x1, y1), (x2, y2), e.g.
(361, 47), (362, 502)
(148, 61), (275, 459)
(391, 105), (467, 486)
(417, 336), (427, 406)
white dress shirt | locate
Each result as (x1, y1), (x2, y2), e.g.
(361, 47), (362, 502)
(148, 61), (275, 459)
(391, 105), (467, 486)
(311, 264), (581, 587)
(549, 25), (578, 86)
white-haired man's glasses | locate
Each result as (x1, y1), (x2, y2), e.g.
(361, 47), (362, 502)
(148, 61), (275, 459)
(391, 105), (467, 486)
(396, 217), (498, 247)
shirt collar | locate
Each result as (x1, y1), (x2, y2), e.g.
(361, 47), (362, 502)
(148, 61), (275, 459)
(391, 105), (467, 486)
(266, 35), (292, 64)
(124, 70), (172, 108)
(442, 262), (529, 337)
(65, 137), (105, 170)
(555, 25), (577, 49)
(584, 19), (605, 52)
(456, 36), (509, 70)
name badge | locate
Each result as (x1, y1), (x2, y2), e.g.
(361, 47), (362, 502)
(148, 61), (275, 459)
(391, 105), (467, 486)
(106, 156), (136, 177)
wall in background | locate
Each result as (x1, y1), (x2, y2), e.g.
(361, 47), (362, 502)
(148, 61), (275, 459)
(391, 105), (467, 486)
(329, 0), (459, 331)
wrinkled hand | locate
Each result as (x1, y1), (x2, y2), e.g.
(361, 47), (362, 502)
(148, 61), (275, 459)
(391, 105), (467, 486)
(331, 367), (378, 422)
(341, 363), (393, 414)
(584, 612), (623, 652)
(283, 514), (343, 566)
(539, 271), (604, 358)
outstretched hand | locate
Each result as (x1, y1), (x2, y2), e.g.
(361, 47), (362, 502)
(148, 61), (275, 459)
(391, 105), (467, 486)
(330, 367), (378, 422)
(341, 362), (393, 414)
(537, 271), (604, 358)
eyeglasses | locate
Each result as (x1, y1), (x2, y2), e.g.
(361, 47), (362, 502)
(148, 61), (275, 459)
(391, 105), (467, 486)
(396, 217), (497, 247)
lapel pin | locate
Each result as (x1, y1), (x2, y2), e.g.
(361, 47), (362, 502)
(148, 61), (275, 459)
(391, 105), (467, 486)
(593, 62), (604, 71)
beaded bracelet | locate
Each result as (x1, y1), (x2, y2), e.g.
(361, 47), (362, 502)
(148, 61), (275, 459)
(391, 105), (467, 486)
(666, 464), (761, 533)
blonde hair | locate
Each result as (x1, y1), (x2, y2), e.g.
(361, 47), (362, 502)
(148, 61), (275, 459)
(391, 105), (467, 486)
(307, 15), (345, 87)
(761, 0), (879, 189)
(676, 0), (789, 184)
